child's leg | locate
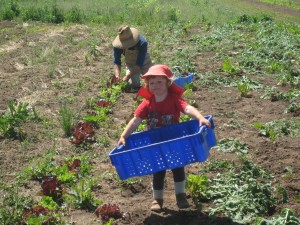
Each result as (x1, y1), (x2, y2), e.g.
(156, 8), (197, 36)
(172, 167), (185, 194)
(172, 167), (190, 209)
(151, 170), (166, 211)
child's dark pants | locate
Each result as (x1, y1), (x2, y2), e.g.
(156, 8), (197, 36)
(152, 167), (185, 190)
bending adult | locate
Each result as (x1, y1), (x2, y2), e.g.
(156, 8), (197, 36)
(112, 25), (154, 89)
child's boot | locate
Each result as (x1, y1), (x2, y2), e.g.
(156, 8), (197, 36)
(151, 189), (164, 212)
(175, 180), (190, 209)
(150, 199), (163, 212)
(176, 193), (190, 209)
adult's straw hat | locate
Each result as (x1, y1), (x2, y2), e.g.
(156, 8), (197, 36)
(112, 25), (139, 49)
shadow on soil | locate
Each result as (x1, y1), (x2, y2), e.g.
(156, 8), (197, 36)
(143, 209), (244, 225)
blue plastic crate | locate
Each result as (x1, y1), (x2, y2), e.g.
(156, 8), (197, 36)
(173, 73), (194, 88)
(109, 115), (217, 180)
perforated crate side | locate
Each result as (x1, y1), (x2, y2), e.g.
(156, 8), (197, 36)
(109, 116), (216, 180)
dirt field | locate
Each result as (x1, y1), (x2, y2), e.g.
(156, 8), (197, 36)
(0, 9), (299, 225)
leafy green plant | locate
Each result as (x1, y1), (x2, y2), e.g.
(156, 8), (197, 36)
(186, 174), (209, 210)
(180, 114), (191, 122)
(95, 204), (124, 224)
(19, 150), (93, 183)
(53, 164), (76, 184)
(252, 122), (277, 141)
(66, 178), (102, 211)
(83, 107), (109, 126)
(19, 150), (57, 181)
(23, 205), (65, 225)
(222, 57), (239, 75)
(39, 196), (60, 211)
(237, 81), (251, 97)
(40, 176), (65, 203)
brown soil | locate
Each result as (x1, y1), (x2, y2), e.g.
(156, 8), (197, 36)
(243, 0), (300, 18)
(0, 18), (299, 225)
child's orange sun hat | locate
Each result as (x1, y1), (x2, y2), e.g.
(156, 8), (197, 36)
(138, 64), (185, 99)
(141, 64), (173, 80)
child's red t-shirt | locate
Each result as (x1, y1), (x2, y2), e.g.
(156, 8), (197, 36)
(134, 92), (189, 129)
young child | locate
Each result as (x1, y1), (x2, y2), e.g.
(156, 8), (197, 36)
(117, 64), (211, 212)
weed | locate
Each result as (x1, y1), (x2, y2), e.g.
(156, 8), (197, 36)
(262, 88), (300, 102)
(75, 80), (88, 95)
(187, 155), (282, 223)
(59, 104), (76, 137)
(203, 159), (235, 173)
(284, 102), (300, 114)
(223, 118), (241, 129)
(65, 6), (84, 23)
(113, 129), (122, 139)
(0, 184), (34, 225)
(1, 0), (20, 20)
(99, 135), (111, 148)
(0, 100), (38, 139)
(279, 72), (300, 88)
(252, 118), (300, 141)
(214, 138), (249, 154)
(281, 166), (294, 181)
(209, 158), (276, 223)
(254, 208), (300, 225)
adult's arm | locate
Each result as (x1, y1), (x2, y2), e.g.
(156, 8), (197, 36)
(114, 64), (121, 79)
(113, 48), (123, 79)
(136, 36), (148, 68)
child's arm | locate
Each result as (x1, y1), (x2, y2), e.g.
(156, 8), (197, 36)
(184, 105), (211, 127)
(117, 115), (143, 146)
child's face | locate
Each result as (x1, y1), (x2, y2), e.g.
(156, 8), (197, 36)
(148, 76), (169, 96)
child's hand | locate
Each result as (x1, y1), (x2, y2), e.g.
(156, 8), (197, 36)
(199, 118), (211, 128)
(117, 137), (126, 146)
